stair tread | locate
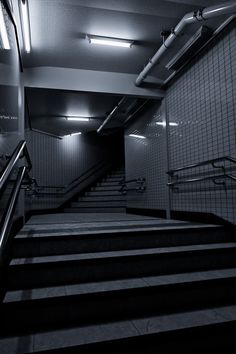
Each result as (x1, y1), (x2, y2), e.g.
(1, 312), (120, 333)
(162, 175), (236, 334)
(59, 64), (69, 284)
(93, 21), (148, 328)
(1, 305), (236, 353)
(10, 242), (236, 266)
(16, 223), (222, 238)
(4, 268), (236, 303)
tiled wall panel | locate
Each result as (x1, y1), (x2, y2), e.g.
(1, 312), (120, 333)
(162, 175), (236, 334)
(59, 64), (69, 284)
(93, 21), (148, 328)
(167, 22), (236, 224)
(125, 22), (236, 224)
(125, 101), (169, 213)
(25, 130), (113, 210)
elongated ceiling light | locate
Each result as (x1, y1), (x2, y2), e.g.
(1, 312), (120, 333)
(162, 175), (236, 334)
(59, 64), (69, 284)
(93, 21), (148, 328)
(20, 0), (31, 53)
(87, 35), (133, 48)
(70, 132), (82, 136)
(66, 117), (90, 122)
(0, 3), (10, 49)
(129, 134), (146, 139)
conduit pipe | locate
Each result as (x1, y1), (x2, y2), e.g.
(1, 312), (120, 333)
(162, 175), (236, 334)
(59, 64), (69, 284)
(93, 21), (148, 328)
(135, 0), (236, 86)
(97, 97), (126, 133)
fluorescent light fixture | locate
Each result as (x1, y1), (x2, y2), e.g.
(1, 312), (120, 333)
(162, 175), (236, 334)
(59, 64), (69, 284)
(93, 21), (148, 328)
(129, 134), (146, 139)
(20, 0), (31, 53)
(66, 117), (90, 122)
(156, 122), (179, 127)
(70, 132), (82, 136)
(87, 35), (133, 48)
(0, 3), (10, 50)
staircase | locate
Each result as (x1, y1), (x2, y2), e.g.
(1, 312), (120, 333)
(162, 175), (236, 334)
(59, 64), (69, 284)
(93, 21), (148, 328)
(64, 167), (126, 213)
(0, 213), (236, 352)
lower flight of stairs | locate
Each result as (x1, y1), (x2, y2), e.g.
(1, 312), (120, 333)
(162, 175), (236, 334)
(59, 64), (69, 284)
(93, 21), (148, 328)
(0, 218), (236, 353)
(64, 167), (126, 213)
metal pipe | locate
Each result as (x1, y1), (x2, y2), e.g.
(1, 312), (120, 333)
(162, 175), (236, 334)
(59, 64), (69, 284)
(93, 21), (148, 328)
(136, 1), (236, 86)
(97, 97), (126, 133)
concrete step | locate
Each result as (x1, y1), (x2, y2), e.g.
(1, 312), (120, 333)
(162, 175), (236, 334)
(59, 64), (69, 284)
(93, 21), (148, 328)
(71, 201), (126, 208)
(7, 243), (236, 289)
(97, 182), (121, 187)
(78, 195), (126, 202)
(91, 186), (122, 191)
(85, 191), (122, 196)
(0, 306), (236, 353)
(107, 173), (125, 181)
(64, 207), (126, 213)
(13, 225), (230, 258)
(2, 269), (236, 335)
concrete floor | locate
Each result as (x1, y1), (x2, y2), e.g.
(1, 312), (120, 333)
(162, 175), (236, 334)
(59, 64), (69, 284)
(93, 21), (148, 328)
(18, 213), (206, 238)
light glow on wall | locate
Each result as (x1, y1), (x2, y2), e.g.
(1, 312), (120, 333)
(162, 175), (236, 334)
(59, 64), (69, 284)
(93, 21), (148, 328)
(20, 0), (31, 53)
(129, 134), (146, 139)
(0, 3), (10, 50)
(156, 122), (179, 127)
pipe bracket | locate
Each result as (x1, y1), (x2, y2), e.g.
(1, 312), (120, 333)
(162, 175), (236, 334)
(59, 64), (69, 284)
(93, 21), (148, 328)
(197, 9), (206, 21)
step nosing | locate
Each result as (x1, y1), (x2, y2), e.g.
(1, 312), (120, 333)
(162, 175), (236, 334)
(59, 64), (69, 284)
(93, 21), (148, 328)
(1, 306), (236, 352)
(10, 243), (236, 266)
(4, 269), (236, 303)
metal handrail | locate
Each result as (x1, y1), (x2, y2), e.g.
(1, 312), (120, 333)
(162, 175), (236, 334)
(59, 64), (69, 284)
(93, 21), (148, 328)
(0, 167), (26, 263)
(35, 160), (107, 191)
(0, 140), (32, 191)
(119, 177), (146, 194)
(167, 156), (236, 176)
(0, 140), (33, 264)
(167, 173), (236, 187)
(30, 160), (112, 197)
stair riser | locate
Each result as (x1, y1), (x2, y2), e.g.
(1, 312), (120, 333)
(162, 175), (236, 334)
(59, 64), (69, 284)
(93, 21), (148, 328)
(12, 228), (229, 258)
(2, 278), (236, 335)
(8, 249), (236, 289)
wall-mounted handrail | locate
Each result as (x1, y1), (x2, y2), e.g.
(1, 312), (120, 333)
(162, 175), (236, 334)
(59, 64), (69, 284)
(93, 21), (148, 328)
(119, 177), (146, 194)
(167, 156), (236, 176)
(0, 140), (32, 191)
(167, 173), (236, 187)
(0, 166), (26, 263)
(30, 160), (112, 197)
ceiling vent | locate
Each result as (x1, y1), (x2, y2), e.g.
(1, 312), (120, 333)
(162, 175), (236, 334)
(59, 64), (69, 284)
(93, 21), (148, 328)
(165, 26), (213, 71)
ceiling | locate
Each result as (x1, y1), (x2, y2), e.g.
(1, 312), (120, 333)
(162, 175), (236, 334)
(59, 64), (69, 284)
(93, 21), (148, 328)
(21, 0), (232, 136)
(26, 88), (148, 136)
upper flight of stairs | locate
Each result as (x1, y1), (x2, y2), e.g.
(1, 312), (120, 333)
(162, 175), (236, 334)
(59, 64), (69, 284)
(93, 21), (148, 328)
(0, 213), (236, 353)
(64, 167), (126, 213)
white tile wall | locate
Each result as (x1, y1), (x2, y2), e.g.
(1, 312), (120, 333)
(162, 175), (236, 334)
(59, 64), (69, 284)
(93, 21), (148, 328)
(125, 21), (236, 224)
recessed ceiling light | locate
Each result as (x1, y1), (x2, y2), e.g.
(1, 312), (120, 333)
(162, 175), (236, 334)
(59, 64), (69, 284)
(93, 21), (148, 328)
(0, 3), (10, 50)
(66, 117), (90, 122)
(87, 35), (133, 48)
(20, 0), (31, 53)
(129, 134), (146, 139)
